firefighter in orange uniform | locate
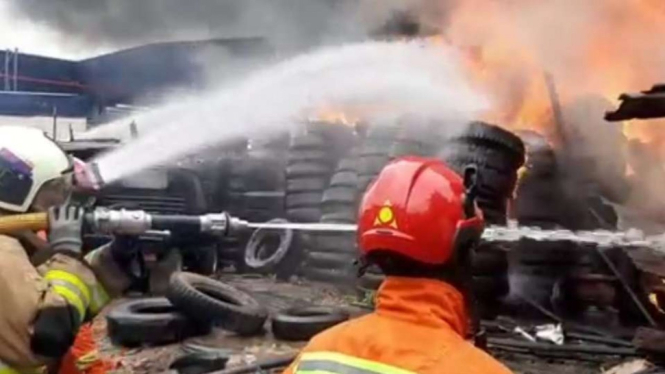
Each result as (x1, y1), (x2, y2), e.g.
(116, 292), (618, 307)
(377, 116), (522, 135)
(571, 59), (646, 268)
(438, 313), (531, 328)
(283, 157), (512, 374)
(0, 126), (132, 374)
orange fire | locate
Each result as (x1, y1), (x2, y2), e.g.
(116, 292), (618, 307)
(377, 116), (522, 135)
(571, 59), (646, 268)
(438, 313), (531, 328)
(435, 0), (665, 147)
(308, 105), (360, 126)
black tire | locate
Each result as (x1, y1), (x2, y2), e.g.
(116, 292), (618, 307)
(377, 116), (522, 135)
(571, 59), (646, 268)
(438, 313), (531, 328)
(476, 195), (508, 210)
(453, 121), (525, 156)
(336, 158), (358, 172)
(472, 275), (510, 299)
(167, 272), (268, 336)
(287, 150), (328, 164)
(366, 123), (400, 140)
(360, 141), (393, 157)
(322, 187), (357, 205)
(271, 307), (350, 341)
(244, 218), (294, 271)
(290, 133), (326, 150)
(328, 171), (358, 187)
(286, 192), (323, 209)
(243, 191), (285, 211)
(513, 240), (577, 265)
(446, 161), (518, 196)
(357, 272), (384, 290)
(357, 155), (391, 175)
(481, 209), (508, 225)
(357, 175), (376, 193)
(286, 163), (331, 178)
(287, 208), (322, 222)
(106, 297), (211, 347)
(184, 245), (219, 276)
(440, 144), (524, 172)
(286, 178), (328, 193)
(473, 245), (508, 275)
(391, 142), (427, 157)
(320, 210), (357, 223)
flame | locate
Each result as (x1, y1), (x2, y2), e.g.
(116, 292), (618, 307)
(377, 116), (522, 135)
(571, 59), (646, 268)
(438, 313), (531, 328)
(308, 106), (359, 126)
(435, 0), (665, 146)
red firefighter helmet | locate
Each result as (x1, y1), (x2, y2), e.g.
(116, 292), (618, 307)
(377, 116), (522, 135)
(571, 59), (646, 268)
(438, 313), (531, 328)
(357, 156), (484, 265)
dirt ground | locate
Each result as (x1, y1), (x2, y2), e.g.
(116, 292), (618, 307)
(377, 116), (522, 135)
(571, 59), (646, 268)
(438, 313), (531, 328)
(92, 274), (630, 374)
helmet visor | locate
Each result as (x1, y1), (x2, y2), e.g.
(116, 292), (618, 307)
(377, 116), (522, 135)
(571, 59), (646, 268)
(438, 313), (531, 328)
(0, 148), (34, 207)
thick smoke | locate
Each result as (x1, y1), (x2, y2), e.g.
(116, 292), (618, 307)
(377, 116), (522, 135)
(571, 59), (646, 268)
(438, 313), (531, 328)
(2, 0), (423, 56)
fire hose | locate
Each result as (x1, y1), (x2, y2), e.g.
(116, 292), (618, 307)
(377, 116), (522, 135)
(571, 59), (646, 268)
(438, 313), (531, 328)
(0, 209), (250, 238)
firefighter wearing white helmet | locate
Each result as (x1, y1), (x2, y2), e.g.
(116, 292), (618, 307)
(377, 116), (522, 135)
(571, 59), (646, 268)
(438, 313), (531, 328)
(0, 126), (132, 373)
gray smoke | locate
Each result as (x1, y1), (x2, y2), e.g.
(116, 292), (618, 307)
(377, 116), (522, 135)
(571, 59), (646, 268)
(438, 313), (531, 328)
(4, 0), (423, 53)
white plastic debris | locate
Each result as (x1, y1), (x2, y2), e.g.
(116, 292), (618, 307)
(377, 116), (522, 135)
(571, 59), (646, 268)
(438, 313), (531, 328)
(535, 324), (564, 345)
(603, 359), (651, 374)
(513, 326), (536, 342)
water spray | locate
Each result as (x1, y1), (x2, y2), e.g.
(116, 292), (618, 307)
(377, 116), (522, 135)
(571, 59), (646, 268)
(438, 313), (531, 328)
(63, 159), (665, 249)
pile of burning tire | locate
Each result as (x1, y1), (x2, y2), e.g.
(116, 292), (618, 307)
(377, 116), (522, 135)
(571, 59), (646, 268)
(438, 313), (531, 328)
(212, 118), (645, 326)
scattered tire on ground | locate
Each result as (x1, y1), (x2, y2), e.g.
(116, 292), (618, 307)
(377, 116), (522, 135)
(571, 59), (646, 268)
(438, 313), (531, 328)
(184, 244), (219, 276)
(167, 272), (269, 336)
(106, 297), (211, 347)
(271, 306), (350, 341)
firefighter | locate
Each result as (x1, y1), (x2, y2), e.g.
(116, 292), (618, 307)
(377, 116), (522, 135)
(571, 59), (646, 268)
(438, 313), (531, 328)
(0, 126), (132, 373)
(283, 157), (512, 374)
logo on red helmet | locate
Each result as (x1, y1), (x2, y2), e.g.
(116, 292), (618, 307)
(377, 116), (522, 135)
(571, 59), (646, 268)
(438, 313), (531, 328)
(373, 200), (398, 229)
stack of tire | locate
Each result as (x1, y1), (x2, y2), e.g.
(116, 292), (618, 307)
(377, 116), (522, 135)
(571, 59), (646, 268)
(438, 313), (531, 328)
(439, 122), (525, 225)
(285, 122), (356, 277)
(302, 150), (360, 286)
(508, 130), (579, 314)
(285, 122), (354, 223)
(217, 135), (289, 272)
(357, 118), (440, 194)
(438, 121), (525, 318)
(354, 119), (444, 295)
(512, 130), (562, 226)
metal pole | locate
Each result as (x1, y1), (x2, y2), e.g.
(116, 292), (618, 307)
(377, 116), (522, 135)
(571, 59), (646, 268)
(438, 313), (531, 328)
(52, 107), (58, 140)
(543, 72), (569, 150)
(13, 48), (18, 91)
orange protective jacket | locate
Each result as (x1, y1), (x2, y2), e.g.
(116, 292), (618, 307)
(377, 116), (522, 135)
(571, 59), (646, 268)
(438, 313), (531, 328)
(283, 277), (512, 374)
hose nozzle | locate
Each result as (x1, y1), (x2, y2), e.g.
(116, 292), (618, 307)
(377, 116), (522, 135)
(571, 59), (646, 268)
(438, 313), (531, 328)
(73, 159), (104, 191)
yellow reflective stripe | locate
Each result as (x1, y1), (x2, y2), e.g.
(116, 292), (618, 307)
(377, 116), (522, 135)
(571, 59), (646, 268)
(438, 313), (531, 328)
(89, 285), (110, 315)
(297, 352), (416, 374)
(0, 362), (18, 374)
(45, 270), (91, 305)
(76, 350), (99, 370)
(0, 359), (44, 374)
(52, 285), (86, 321)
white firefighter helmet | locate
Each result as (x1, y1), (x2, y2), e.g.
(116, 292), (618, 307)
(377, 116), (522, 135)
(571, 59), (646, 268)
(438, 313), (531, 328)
(0, 126), (71, 212)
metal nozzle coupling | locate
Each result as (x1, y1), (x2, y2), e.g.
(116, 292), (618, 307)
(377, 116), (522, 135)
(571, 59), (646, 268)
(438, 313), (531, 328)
(85, 208), (152, 235)
(199, 212), (249, 237)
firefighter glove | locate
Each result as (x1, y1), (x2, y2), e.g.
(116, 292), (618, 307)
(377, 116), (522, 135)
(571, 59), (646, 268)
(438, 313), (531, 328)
(48, 204), (84, 255)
